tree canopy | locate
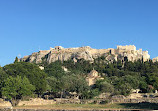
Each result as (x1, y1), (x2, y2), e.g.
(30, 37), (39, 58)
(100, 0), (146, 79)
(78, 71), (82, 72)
(1, 56), (158, 105)
(3, 62), (47, 95)
(2, 76), (35, 106)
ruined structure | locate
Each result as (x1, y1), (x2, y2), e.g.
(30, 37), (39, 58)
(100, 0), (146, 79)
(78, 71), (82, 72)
(20, 45), (150, 64)
(86, 70), (104, 86)
(153, 57), (158, 62)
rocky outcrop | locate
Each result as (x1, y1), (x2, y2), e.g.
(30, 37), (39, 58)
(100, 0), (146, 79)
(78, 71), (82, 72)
(153, 57), (158, 62)
(20, 45), (150, 64)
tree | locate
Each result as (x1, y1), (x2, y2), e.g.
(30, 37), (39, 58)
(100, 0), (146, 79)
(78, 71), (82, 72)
(46, 76), (62, 93)
(14, 57), (19, 63)
(0, 67), (8, 97)
(122, 75), (139, 89)
(67, 74), (89, 96)
(3, 62), (47, 95)
(2, 76), (35, 106)
(44, 61), (65, 78)
(95, 80), (114, 93)
(114, 82), (132, 96)
(85, 88), (100, 99)
(63, 59), (93, 73)
(58, 74), (89, 98)
(139, 81), (148, 93)
(146, 73), (158, 90)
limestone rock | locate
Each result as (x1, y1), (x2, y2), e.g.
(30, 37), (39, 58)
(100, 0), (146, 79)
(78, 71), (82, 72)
(153, 57), (158, 62)
(20, 45), (150, 64)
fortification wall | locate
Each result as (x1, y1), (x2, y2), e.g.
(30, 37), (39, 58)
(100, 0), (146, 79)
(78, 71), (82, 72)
(117, 45), (136, 51)
(20, 45), (151, 64)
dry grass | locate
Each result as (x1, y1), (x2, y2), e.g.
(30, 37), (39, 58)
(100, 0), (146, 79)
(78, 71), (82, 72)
(14, 103), (149, 110)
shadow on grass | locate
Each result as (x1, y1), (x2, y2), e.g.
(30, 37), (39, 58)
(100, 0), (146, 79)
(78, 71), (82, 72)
(119, 102), (158, 110)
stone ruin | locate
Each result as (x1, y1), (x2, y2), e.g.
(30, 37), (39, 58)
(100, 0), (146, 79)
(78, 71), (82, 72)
(20, 45), (151, 64)
(153, 57), (158, 62)
(86, 70), (104, 86)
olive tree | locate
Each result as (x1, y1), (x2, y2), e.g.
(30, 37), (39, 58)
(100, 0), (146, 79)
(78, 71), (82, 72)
(2, 76), (35, 106)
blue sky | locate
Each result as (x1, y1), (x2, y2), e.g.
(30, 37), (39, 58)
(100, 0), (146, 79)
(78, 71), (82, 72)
(0, 0), (158, 66)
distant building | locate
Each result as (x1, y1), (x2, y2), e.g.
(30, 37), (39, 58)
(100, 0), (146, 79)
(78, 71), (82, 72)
(86, 70), (104, 86)
(55, 46), (64, 50)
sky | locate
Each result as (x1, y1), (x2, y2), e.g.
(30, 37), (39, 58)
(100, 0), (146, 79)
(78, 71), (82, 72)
(0, 0), (158, 66)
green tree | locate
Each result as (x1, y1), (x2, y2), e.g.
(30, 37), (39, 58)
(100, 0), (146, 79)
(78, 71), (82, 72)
(85, 88), (100, 99)
(46, 76), (61, 93)
(14, 57), (19, 63)
(0, 67), (8, 97)
(44, 61), (65, 78)
(3, 62), (47, 96)
(146, 73), (158, 90)
(139, 80), (148, 93)
(68, 74), (89, 96)
(59, 74), (89, 98)
(114, 82), (132, 96)
(122, 75), (139, 89)
(63, 59), (93, 73)
(95, 80), (114, 93)
(2, 76), (35, 106)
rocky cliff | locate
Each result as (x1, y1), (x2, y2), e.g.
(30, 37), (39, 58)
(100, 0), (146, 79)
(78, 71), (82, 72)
(153, 57), (158, 62)
(20, 45), (150, 64)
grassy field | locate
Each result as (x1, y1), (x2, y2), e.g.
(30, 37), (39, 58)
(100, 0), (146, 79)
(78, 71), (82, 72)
(14, 102), (158, 110)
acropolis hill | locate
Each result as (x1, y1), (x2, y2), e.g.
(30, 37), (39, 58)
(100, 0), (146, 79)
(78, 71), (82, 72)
(20, 45), (153, 64)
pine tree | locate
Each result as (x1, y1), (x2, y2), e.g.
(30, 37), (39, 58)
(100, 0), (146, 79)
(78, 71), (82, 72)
(14, 57), (19, 63)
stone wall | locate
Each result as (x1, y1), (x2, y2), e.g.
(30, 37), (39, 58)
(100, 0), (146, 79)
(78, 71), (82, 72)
(111, 98), (158, 103)
(18, 98), (55, 106)
(117, 45), (136, 51)
(54, 98), (158, 104)
(0, 101), (11, 107)
(0, 99), (12, 107)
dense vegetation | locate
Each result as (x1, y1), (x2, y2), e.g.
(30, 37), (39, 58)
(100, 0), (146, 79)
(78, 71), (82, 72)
(60, 58), (158, 95)
(0, 61), (47, 106)
(0, 56), (158, 106)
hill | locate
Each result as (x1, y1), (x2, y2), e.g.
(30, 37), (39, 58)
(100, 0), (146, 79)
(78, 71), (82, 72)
(20, 45), (150, 65)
